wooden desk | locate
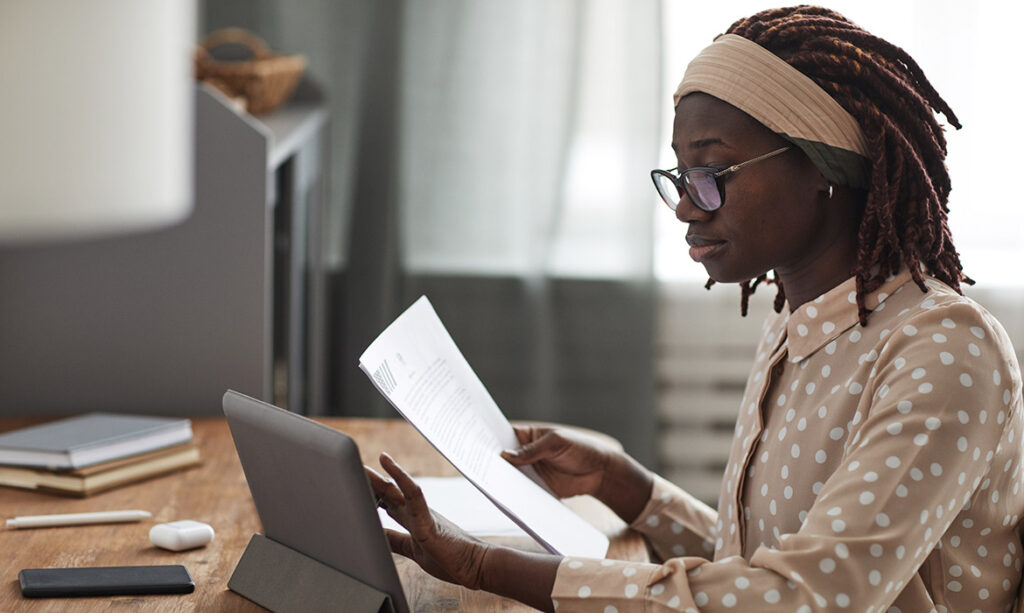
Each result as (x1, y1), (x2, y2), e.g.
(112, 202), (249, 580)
(1, 418), (648, 611)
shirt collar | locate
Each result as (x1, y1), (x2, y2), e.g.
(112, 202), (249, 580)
(784, 268), (916, 363)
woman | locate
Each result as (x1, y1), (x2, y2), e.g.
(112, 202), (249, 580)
(367, 6), (1024, 612)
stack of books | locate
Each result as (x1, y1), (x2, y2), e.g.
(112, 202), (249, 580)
(0, 413), (200, 497)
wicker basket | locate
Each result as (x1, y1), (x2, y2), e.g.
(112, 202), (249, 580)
(194, 29), (306, 115)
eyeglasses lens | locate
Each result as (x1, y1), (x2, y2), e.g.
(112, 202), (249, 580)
(654, 173), (682, 210)
(684, 171), (722, 211)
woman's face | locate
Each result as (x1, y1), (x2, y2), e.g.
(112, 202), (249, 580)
(670, 93), (841, 285)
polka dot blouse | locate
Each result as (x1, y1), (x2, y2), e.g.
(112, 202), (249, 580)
(551, 269), (1024, 612)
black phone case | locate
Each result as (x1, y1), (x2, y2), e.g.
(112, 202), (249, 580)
(19, 565), (195, 598)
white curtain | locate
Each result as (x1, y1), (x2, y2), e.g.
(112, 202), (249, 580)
(399, 0), (659, 279)
(396, 0), (662, 461)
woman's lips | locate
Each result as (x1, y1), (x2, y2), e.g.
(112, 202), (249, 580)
(687, 238), (727, 262)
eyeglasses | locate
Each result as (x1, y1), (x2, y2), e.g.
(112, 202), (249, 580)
(650, 146), (791, 212)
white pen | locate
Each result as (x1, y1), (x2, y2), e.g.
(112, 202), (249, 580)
(5, 509), (152, 529)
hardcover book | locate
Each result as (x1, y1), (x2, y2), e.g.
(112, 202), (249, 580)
(0, 441), (201, 496)
(0, 413), (193, 470)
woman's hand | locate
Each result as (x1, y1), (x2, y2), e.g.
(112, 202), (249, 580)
(365, 453), (491, 590)
(501, 425), (654, 524)
(501, 426), (613, 498)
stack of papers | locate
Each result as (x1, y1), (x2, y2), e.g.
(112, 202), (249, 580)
(360, 296), (609, 559)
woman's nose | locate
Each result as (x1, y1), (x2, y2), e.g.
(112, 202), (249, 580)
(674, 193), (714, 224)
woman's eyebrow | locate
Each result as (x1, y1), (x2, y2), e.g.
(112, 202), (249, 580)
(689, 137), (732, 150)
(670, 137), (733, 153)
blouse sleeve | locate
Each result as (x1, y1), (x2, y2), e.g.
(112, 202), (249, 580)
(628, 474), (719, 561)
(551, 300), (1019, 612)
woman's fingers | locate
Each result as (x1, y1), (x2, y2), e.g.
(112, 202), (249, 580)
(500, 449), (528, 465)
(502, 431), (563, 465)
(511, 424), (556, 446)
(379, 453), (439, 532)
(380, 453), (423, 502)
(364, 464), (391, 493)
(370, 459), (438, 545)
(511, 425), (537, 445)
(364, 465), (406, 509)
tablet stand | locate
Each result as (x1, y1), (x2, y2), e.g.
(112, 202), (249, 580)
(228, 534), (396, 613)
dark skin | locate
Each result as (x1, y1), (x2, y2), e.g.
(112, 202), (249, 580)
(366, 93), (865, 610)
(674, 93), (863, 309)
(366, 429), (651, 612)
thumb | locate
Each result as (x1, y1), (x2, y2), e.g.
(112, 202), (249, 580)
(502, 433), (561, 466)
(385, 529), (416, 559)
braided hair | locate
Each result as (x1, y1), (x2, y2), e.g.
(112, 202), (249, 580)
(720, 5), (970, 325)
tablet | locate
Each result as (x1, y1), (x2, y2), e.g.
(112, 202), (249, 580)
(223, 390), (409, 613)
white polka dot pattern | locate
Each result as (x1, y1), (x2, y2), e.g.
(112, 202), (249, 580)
(550, 270), (1023, 613)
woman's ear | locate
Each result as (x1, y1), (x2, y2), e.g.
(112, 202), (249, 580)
(816, 180), (833, 201)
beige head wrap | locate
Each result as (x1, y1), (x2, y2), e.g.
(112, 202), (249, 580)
(675, 34), (870, 189)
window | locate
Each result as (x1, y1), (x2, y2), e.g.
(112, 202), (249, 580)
(655, 1), (1024, 287)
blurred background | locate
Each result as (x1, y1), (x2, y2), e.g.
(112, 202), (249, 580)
(1, 0), (1021, 503)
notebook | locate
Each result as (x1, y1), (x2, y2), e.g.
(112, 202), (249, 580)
(0, 413), (194, 469)
(0, 441), (201, 496)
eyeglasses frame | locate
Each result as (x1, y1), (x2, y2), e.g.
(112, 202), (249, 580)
(650, 145), (791, 212)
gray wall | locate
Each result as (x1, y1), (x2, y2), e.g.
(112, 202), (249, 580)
(0, 90), (271, 416)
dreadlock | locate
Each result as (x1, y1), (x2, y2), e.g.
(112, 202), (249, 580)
(717, 5), (970, 325)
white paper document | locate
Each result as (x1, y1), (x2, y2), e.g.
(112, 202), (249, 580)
(359, 296), (609, 558)
(377, 477), (530, 538)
